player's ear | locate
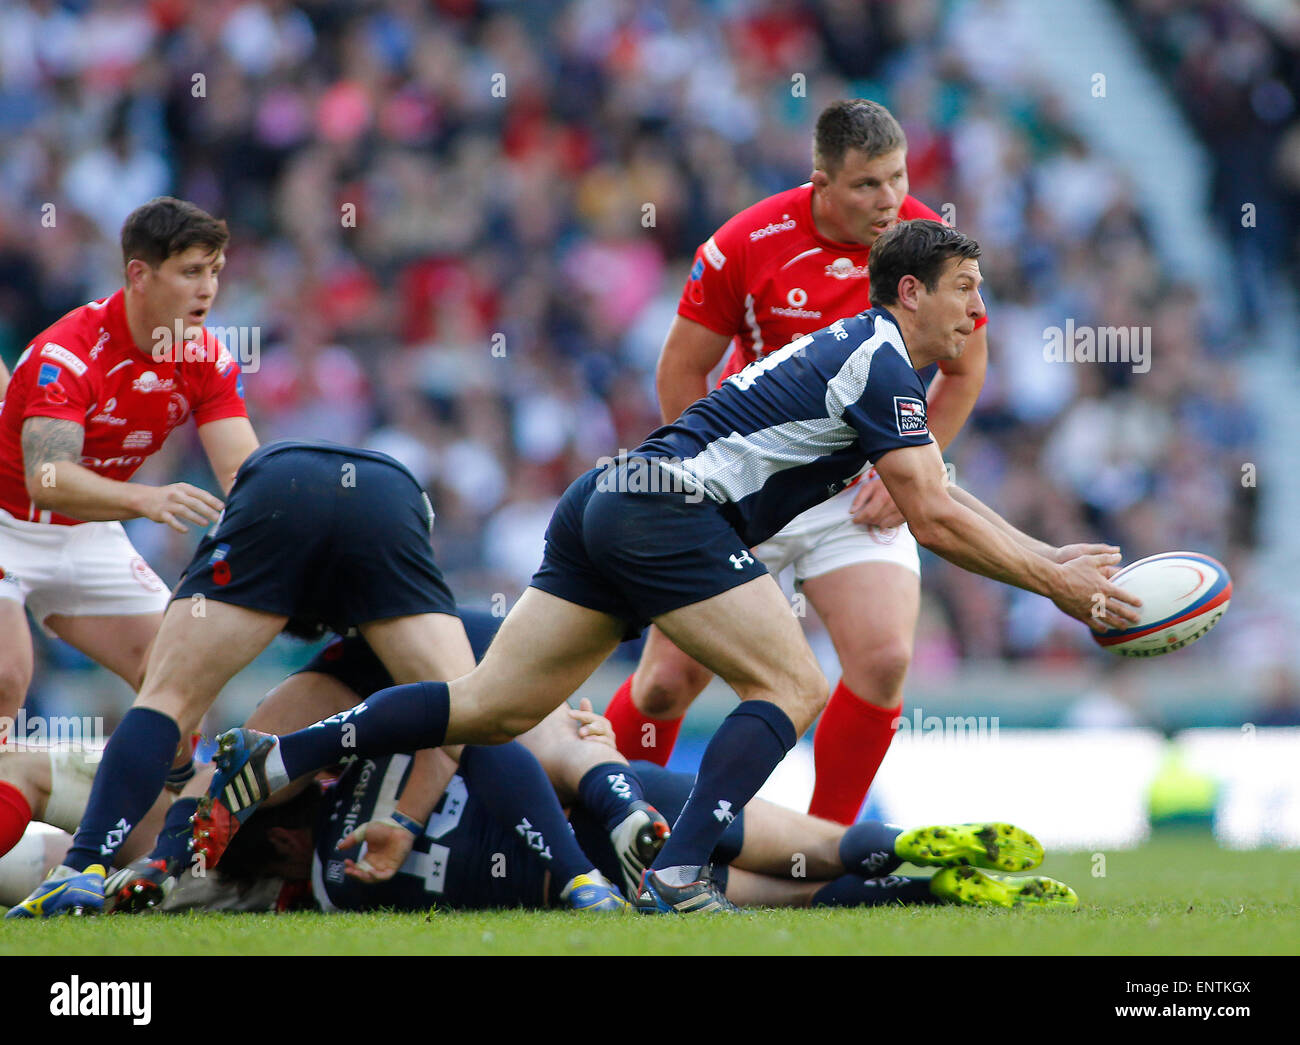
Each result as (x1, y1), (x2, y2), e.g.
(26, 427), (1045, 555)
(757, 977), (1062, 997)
(896, 274), (922, 312)
(810, 167), (830, 190)
(125, 258), (151, 289)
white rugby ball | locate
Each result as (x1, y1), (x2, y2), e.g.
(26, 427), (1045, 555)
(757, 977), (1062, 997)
(1092, 551), (1232, 657)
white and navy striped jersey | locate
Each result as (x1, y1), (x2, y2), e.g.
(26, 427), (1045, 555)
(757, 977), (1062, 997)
(635, 307), (932, 547)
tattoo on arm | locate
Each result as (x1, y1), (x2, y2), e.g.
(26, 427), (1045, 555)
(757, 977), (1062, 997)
(21, 417), (84, 481)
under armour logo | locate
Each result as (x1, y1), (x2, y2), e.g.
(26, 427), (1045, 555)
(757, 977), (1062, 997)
(101, 817), (131, 855)
(729, 550), (754, 570)
(607, 773), (632, 801)
(713, 800), (735, 824)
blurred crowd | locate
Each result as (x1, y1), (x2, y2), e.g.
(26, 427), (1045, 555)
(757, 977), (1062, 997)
(1123, 0), (1300, 331)
(0, 0), (1267, 693)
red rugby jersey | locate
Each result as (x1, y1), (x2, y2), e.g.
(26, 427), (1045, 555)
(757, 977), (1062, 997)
(676, 185), (985, 383)
(0, 289), (247, 525)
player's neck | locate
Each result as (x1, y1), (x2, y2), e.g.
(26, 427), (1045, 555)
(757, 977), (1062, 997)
(883, 308), (934, 371)
(122, 289), (165, 362)
(809, 189), (866, 248)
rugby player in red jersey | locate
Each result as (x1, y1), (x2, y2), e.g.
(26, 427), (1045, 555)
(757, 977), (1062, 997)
(0, 197), (259, 855)
(602, 100), (989, 825)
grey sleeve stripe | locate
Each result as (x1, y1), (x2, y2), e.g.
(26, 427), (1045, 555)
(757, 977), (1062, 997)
(675, 417), (856, 503)
(824, 324), (897, 422)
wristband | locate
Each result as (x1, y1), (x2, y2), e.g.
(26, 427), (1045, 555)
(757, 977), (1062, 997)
(389, 809), (425, 837)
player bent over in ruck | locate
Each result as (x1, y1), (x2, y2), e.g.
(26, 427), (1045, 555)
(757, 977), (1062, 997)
(8, 443), (631, 916)
(194, 221), (1141, 915)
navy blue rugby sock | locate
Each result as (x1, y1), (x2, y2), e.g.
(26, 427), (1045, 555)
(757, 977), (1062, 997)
(66, 708), (179, 871)
(810, 873), (938, 908)
(577, 762), (647, 833)
(278, 681), (450, 782)
(839, 820), (904, 877)
(651, 700), (796, 876)
(459, 743), (591, 887)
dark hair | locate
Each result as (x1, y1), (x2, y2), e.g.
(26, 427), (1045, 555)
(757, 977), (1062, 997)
(868, 219), (981, 305)
(120, 196), (228, 269)
(216, 784), (324, 885)
(814, 99), (907, 174)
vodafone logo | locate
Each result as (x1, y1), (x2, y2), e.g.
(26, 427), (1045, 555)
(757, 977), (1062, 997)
(771, 287), (822, 319)
(826, 256), (869, 280)
(90, 397), (127, 426)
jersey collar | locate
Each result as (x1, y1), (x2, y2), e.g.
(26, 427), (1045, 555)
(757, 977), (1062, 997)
(872, 306), (916, 369)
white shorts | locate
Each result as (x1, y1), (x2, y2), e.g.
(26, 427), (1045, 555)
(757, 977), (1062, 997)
(0, 508), (169, 631)
(751, 484), (920, 584)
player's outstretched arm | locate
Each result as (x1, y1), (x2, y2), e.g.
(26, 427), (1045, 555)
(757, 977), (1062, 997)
(875, 440), (1141, 630)
(655, 316), (733, 423)
(197, 416), (259, 495)
(22, 416), (223, 532)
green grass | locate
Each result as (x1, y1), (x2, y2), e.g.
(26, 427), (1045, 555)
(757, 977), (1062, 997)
(3, 836), (1297, 956)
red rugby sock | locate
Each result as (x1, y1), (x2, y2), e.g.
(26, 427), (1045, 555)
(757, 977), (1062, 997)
(808, 681), (901, 825)
(604, 675), (683, 766)
(0, 780), (33, 860)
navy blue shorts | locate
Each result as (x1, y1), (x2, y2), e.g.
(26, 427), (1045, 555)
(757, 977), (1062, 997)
(528, 461), (768, 637)
(174, 441), (455, 634)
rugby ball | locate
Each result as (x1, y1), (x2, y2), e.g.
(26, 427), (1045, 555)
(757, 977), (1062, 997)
(1091, 551), (1232, 657)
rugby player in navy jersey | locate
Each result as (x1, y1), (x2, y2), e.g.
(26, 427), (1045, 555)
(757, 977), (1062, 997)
(8, 444), (631, 916)
(200, 221), (1141, 915)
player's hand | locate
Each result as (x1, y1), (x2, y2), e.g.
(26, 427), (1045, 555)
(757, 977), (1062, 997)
(1051, 552), (1142, 632)
(338, 818), (416, 883)
(849, 472), (905, 529)
(569, 698), (619, 751)
(1053, 543), (1123, 578)
(139, 482), (224, 534)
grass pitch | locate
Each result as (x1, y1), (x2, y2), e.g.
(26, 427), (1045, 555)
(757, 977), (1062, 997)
(2, 835), (1296, 956)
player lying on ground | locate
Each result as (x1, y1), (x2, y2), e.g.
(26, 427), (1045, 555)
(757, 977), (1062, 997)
(191, 220), (1140, 916)
(0, 631), (1074, 914)
(1, 617), (647, 915)
(608, 98), (989, 825)
(6, 444), (631, 916)
(150, 691), (1078, 913)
